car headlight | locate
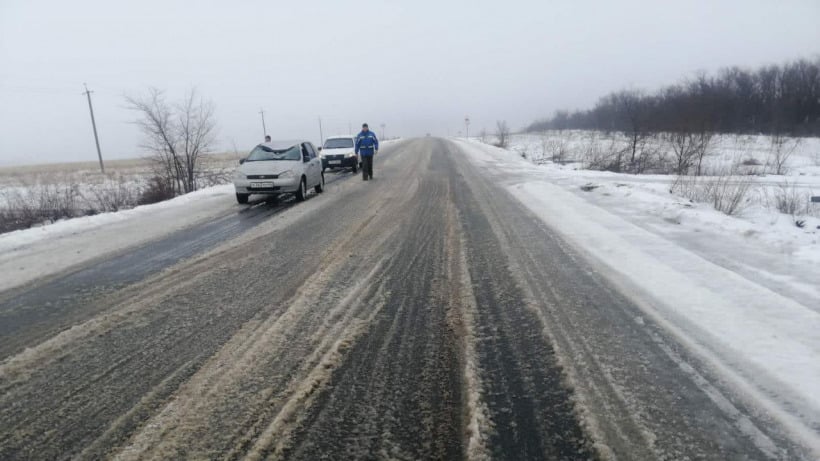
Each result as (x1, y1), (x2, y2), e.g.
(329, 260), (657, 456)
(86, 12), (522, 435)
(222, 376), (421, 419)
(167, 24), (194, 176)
(279, 170), (296, 178)
(346, 152), (356, 158)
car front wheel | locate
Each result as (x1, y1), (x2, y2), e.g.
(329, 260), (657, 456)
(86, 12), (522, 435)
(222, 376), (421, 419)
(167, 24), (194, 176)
(295, 177), (307, 202)
(236, 193), (249, 204)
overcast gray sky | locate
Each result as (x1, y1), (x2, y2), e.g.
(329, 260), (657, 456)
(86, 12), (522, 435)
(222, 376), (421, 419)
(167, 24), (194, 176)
(1, 0), (818, 166)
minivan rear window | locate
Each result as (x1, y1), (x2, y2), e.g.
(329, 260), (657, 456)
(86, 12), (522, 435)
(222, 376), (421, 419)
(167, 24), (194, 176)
(323, 138), (354, 149)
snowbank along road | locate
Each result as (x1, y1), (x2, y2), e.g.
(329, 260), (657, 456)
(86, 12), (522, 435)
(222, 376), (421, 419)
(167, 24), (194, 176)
(0, 138), (814, 460)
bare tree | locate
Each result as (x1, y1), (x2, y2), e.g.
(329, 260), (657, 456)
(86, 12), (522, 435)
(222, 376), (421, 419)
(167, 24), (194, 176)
(495, 120), (510, 148)
(692, 132), (713, 176)
(126, 88), (217, 195)
(667, 131), (699, 175)
(630, 133), (663, 174)
(177, 90), (217, 191)
(767, 133), (800, 175)
(614, 89), (649, 171)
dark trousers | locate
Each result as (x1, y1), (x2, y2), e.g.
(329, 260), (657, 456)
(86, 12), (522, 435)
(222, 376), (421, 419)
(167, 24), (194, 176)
(362, 155), (374, 180)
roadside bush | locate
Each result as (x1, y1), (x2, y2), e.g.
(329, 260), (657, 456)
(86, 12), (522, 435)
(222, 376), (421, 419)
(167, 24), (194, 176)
(196, 167), (233, 188)
(87, 176), (139, 212)
(625, 140), (666, 174)
(583, 137), (621, 172)
(138, 176), (176, 205)
(37, 182), (82, 223)
(0, 189), (30, 233)
(0, 181), (84, 232)
(494, 120), (511, 148)
(543, 138), (569, 164)
(766, 134), (801, 175)
(772, 181), (812, 217)
(672, 164), (756, 216)
(0, 208), (20, 234)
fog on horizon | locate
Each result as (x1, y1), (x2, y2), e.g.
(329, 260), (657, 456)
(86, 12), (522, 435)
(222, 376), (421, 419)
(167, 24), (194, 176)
(1, 0), (818, 166)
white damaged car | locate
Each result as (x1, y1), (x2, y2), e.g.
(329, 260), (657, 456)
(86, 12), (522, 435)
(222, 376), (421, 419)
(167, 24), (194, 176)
(233, 140), (324, 204)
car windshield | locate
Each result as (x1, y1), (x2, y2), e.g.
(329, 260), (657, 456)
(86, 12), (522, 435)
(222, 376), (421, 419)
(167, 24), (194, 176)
(323, 138), (354, 149)
(245, 144), (301, 161)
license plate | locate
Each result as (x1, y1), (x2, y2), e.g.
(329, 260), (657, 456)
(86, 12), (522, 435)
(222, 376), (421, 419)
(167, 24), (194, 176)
(329, 160), (341, 165)
(250, 182), (274, 188)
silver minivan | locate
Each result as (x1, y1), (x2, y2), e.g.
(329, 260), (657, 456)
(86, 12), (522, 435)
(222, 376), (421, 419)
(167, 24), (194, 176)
(233, 140), (324, 204)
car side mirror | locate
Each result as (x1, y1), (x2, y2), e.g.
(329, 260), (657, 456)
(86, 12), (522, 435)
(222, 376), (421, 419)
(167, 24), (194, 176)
(239, 158), (246, 165)
(317, 146), (323, 151)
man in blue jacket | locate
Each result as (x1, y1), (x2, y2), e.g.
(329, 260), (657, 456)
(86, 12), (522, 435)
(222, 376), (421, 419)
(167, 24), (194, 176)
(355, 123), (379, 181)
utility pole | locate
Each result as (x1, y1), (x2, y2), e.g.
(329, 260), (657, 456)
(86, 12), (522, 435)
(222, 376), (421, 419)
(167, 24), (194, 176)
(259, 108), (267, 139)
(465, 116), (470, 140)
(380, 123), (386, 140)
(82, 83), (105, 174)
(318, 116), (324, 145)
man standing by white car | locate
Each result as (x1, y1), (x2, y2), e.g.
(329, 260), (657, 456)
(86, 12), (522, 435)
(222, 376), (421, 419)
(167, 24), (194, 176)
(355, 123), (379, 181)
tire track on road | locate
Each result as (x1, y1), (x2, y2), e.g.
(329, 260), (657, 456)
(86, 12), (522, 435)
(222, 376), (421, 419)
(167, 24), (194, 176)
(113, 192), (407, 459)
(268, 142), (470, 460)
(446, 144), (597, 461)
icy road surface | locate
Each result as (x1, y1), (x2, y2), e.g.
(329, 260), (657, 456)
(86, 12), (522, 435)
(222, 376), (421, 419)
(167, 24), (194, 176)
(0, 139), (812, 460)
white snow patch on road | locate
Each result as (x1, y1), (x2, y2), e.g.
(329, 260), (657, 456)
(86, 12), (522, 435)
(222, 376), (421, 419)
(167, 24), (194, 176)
(456, 138), (820, 456)
(0, 185), (236, 292)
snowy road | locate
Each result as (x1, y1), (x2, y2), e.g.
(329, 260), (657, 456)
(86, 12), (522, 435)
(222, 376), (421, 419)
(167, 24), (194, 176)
(0, 139), (813, 459)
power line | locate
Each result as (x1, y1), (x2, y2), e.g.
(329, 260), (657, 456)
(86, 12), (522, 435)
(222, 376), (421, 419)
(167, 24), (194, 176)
(0, 86), (72, 94)
(82, 83), (105, 174)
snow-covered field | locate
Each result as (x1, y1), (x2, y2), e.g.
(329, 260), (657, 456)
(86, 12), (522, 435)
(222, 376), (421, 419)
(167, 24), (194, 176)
(506, 131), (820, 261)
(514, 130), (820, 174)
(458, 135), (820, 454)
(0, 153), (241, 233)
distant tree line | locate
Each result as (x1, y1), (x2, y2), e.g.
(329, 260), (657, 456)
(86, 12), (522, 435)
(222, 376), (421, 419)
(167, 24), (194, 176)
(527, 57), (820, 137)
